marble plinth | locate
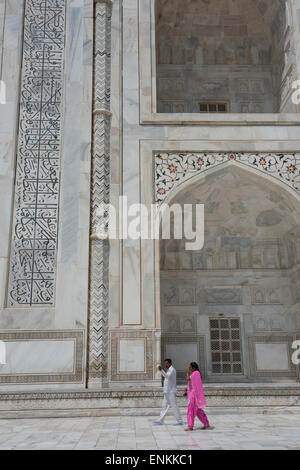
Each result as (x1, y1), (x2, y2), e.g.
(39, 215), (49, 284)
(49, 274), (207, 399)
(0, 384), (299, 418)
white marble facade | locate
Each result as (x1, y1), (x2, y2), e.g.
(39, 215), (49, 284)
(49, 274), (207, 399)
(0, 0), (92, 390)
(0, 0), (300, 394)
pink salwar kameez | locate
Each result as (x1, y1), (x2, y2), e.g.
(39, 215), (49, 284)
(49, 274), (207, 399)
(187, 370), (210, 429)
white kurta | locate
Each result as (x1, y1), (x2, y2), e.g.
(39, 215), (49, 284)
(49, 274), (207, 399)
(159, 365), (183, 424)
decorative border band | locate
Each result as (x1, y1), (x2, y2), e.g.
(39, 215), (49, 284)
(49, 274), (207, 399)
(0, 387), (299, 401)
(110, 330), (154, 381)
(162, 335), (207, 379)
(248, 336), (297, 378)
(0, 330), (84, 384)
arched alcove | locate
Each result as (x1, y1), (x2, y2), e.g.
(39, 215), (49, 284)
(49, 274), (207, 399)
(159, 165), (300, 382)
(155, 0), (294, 113)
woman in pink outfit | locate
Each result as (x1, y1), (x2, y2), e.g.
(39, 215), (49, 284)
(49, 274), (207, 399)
(185, 362), (210, 431)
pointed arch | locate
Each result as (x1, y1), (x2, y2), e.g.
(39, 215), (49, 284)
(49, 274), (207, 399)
(156, 157), (300, 382)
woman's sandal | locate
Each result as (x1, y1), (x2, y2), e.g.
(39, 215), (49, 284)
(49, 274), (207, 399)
(184, 427), (193, 431)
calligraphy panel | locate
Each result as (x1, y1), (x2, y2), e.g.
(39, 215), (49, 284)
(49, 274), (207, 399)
(8, 0), (66, 306)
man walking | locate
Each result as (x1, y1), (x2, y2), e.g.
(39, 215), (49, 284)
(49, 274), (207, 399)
(153, 358), (183, 426)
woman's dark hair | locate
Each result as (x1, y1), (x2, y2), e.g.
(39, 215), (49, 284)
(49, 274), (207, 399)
(190, 362), (199, 371)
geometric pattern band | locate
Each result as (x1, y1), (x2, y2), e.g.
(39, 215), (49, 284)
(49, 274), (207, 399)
(87, 0), (112, 384)
(8, 0), (66, 306)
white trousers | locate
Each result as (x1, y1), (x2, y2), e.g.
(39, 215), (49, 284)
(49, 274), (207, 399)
(159, 392), (183, 423)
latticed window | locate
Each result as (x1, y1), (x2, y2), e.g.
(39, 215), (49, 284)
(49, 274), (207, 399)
(199, 102), (228, 113)
(210, 318), (243, 374)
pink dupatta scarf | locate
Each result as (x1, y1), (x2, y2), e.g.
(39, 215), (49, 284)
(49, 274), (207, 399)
(188, 370), (206, 408)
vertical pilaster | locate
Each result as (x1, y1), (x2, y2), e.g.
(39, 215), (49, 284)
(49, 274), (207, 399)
(87, 0), (112, 387)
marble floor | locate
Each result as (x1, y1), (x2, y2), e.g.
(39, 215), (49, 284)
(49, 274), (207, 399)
(0, 409), (299, 450)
